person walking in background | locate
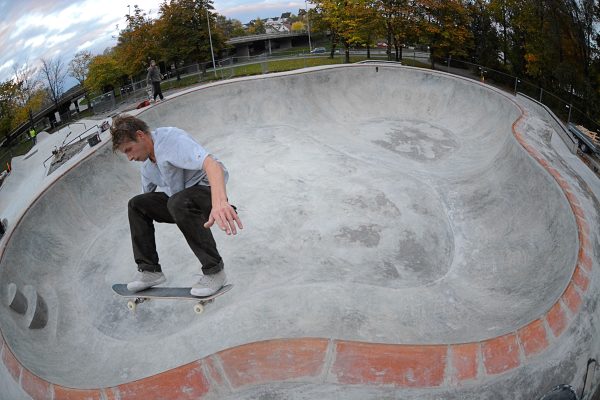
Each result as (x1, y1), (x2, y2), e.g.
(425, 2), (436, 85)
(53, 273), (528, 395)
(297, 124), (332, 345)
(29, 127), (37, 145)
(146, 60), (164, 102)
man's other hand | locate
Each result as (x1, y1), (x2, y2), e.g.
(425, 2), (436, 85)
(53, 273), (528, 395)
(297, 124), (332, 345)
(204, 201), (243, 235)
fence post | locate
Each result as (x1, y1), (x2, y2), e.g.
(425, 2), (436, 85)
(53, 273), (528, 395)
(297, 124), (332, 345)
(514, 77), (519, 95)
(539, 88), (543, 102)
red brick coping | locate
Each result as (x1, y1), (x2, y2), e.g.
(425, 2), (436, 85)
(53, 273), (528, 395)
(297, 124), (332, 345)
(0, 77), (594, 399)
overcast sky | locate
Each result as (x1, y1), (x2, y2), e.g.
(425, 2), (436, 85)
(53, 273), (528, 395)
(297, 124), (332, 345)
(0, 0), (308, 86)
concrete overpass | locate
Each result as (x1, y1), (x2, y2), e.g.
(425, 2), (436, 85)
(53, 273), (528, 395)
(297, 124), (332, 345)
(226, 31), (310, 57)
(3, 85), (88, 146)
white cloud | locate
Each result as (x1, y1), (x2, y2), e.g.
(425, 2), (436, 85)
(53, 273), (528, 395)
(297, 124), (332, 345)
(47, 32), (77, 48)
(24, 35), (46, 49)
(218, 0), (305, 14)
(77, 40), (94, 51)
(0, 59), (15, 73)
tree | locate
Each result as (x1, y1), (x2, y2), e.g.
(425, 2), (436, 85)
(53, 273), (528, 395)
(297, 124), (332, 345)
(39, 57), (68, 107)
(312, 0), (351, 61)
(466, 0), (500, 67)
(291, 21), (306, 31)
(12, 61), (42, 128)
(0, 79), (46, 140)
(69, 51), (93, 109)
(85, 53), (125, 94)
(0, 80), (20, 139)
(114, 5), (161, 78)
(247, 17), (266, 34)
(377, 0), (419, 61)
(420, 0), (473, 69)
(157, 0), (225, 70)
(216, 15), (246, 38)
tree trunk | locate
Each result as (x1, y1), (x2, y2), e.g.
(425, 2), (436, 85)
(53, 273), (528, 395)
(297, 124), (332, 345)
(330, 32), (337, 59)
(344, 42), (350, 63)
(386, 21), (393, 61)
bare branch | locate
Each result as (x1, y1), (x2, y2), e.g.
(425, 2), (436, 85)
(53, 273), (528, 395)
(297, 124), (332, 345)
(39, 57), (67, 107)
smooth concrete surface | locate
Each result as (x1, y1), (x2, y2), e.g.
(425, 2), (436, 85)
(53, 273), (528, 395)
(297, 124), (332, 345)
(0, 65), (598, 397)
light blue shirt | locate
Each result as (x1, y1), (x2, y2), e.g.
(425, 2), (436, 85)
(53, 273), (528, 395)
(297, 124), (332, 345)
(140, 127), (228, 197)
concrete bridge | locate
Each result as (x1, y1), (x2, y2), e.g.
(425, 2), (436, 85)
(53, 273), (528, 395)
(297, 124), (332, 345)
(226, 31), (310, 57)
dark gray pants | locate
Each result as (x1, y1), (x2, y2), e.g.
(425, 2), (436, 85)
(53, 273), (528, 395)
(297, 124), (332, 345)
(152, 81), (163, 100)
(128, 186), (223, 274)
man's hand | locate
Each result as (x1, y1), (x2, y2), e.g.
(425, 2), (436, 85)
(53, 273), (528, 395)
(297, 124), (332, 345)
(204, 200), (243, 235)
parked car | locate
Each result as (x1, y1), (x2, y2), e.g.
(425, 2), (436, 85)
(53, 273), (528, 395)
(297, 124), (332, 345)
(310, 47), (326, 54)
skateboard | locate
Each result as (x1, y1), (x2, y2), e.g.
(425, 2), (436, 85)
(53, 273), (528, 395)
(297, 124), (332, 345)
(112, 284), (233, 314)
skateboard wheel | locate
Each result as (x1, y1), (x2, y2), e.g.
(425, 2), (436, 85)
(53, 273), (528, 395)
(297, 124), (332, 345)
(127, 301), (136, 312)
(194, 303), (204, 314)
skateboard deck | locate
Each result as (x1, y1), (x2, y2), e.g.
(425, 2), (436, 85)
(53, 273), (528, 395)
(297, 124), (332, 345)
(112, 284), (233, 314)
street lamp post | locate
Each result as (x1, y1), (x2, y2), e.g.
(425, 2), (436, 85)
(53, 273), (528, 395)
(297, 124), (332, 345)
(206, 8), (217, 78)
(305, 0), (312, 52)
(566, 105), (572, 124)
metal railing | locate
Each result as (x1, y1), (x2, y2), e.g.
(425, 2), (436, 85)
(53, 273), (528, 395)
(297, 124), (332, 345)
(4, 48), (598, 172)
(435, 57), (600, 142)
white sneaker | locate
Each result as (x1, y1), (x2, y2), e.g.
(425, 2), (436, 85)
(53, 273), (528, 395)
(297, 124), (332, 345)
(191, 270), (226, 297)
(127, 270), (166, 292)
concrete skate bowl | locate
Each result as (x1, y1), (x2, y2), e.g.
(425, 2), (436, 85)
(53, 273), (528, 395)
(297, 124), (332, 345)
(0, 65), (588, 396)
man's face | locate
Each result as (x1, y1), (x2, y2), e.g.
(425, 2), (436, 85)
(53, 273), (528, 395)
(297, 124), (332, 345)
(118, 132), (151, 162)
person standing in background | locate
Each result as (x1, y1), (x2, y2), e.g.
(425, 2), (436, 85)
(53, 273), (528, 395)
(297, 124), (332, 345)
(29, 127), (37, 145)
(146, 60), (164, 102)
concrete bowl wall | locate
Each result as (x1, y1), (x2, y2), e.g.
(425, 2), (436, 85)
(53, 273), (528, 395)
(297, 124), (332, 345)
(0, 65), (578, 389)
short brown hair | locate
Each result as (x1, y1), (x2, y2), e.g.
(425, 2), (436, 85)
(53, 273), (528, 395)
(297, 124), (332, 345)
(110, 115), (150, 151)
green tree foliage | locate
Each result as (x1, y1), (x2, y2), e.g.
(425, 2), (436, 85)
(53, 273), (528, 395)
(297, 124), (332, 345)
(85, 52), (125, 93)
(114, 5), (162, 77)
(216, 16), (246, 38)
(466, 0), (500, 67)
(376, 0), (420, 61)
(0, 78), (46, 139)
(158, 0), (225, 67)
(312, 0), (354, 60)
(247, 18), (266, 34)
(0, 80), (21, 139)
(420, 0), (473, 69)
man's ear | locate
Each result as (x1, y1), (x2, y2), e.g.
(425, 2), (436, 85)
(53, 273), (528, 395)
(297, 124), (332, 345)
(135, 130), (146, 140)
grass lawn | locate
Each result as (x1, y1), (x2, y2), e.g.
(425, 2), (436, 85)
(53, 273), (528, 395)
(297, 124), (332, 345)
(230, 55), (430, 77)
(0, 139), (34, 172)
(0, 54), (429, 173)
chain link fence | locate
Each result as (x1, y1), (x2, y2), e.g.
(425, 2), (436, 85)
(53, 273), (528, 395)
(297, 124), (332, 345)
(435, 56), (600, 144)
(3, 50), (599, 174)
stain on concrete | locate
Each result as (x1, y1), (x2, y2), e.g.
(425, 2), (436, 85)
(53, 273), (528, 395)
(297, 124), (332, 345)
(370, 119), (459, 161)
(336, 225), (382, 248)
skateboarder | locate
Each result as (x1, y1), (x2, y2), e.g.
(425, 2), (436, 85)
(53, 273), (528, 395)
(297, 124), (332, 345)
(110, 115), (243, 296)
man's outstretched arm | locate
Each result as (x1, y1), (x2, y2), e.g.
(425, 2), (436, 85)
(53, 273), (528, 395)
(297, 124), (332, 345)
(203, 156), (243, 235)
